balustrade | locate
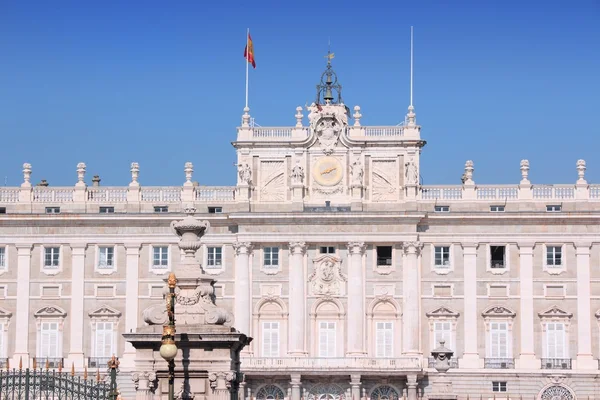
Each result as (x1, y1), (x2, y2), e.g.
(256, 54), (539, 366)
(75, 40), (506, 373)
(540, 358), (572, 370)
(484, 358), (515, 369)
(242, 357), (421, 371)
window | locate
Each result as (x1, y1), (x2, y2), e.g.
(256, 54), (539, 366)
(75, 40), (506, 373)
(320, 246), (336, 254)
(94, 322), (114, 358)
(319, 321), (336, 357)
(45, 207), (60, 214)
(208, 207), (223, 214)
(44, 247), (60, 268)
(489, 322), (509, 358)
(207, 247), (222, 268)
(263, 247), (279, 267)
(154, 206), (168, 213)
(376, 246), (392, 266)
(152, 246), (169, 268)
(490, 205), (505, 212)
(99, 206), (114, 214)
(433, 321), (452, 349)
(546, 204), (561, 212)
(0, 247), (5, 270)
(39, 321), (60, 358)
(98, 247), (114, 269)
(261, 322), (279, 357)
(0, 207), (6, 214)
(434, 205), (450, 213)
(434, 246), (450, 267)
(492, 382), (507, 393)
(546, 322), (566, 358)
(490, 246), (505, 268)
(546, 246), (562, 266)
(376, 321), (393, 357)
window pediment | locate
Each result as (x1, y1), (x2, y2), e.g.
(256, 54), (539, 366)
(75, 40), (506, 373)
(34, 306), (67, 318)
(538, 305), (572, 319)
(426, 306), (459, 318)
(88, 305), (122, 319)
(0, 307), (12, 319)
(482, 305), (516, 318)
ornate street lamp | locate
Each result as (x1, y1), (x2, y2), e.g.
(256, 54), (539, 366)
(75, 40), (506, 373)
(160, 273), (178, 400)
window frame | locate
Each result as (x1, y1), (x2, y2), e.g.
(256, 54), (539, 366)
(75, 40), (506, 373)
(45, 207), (61, 214)
(434, 205), (450, 213)
(0, 246), (7, 274)
(544, 321), (567, 359)
(492, 382), (507, 393)
(426, 307), (459, 353)
(40, 245), (63, 275)
(98, 206), (115, 214)
(154, 206), (169, 213)
(486, 244), (510, 275)
(95, 245), (117, 275)
(261, 321), (280, 357)
(318, 321), (337, 358)
(375, 321), (394, 358)
(432, 244), (453, 275)
(206, 246), (223, 268)
(93, 321), (116, 358)
(149, 245), (170, 274)
(375, 246), (393, 267)
(538, 306), (572, 361)
(490, 205), (505, 213)
(34, 307), (67, 362)
(319, 246), (336, 255)
(546, 204), (562, 212)
(543, 244), (566, 275)
(208, 206), (223, 214)
(482, 306), (516, 361)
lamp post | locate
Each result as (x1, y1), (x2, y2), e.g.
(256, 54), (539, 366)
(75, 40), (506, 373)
(160, 273), (178, 400)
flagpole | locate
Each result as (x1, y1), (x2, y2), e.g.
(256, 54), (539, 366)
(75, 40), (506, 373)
(245, 28), (249, 109)
(410, 26), (414, 107)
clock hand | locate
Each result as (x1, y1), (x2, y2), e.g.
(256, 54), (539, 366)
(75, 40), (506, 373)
(320, 167), (337, 175)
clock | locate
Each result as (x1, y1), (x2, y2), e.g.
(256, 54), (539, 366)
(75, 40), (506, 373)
(312, 157), (343, 186)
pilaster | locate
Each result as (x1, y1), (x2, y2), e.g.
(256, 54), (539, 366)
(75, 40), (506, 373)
(233, 242), (253, 342)
(402, 241), (422, 355)
(122, 242), (141, 368)
(346, 242), (366, 356)
(406, 374), (418, 400)
(67, 244), (86, 368)
(290, 374), (302, 400)
(288, 242), (307, 355)
(516, 243), (539, 369)
(576, 242), (595, 369)
(460, 243), (481, 368)
(12, 244), (32, 368)
(349, 374), (361, 400)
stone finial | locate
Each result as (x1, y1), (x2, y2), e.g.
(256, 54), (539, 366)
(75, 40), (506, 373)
(463, 160), (474, 185)
(406, 105), (416, 126)
(184, 162), (194, 184)
(577, 159), (587, 184)
(520, 159), (530, 184)
(353, 106), (362, 127)
(295, 106), (303, 127)
(242, 107), (251, 128)
(129, 162), (140, 187)
(76, 162), (86, 187)
(92, 175), (101, 187)
(21, 163), (32, 188)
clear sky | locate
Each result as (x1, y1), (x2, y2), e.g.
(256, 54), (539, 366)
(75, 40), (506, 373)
(1, 1), (599, 187)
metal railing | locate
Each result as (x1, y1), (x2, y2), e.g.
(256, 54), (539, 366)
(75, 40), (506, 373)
(427, 357), (458, 369)
(541, 358), (572, 370)
(88, 357), (115, 368)
(484, 358), (515, 369)
(376, 257), (393, 266)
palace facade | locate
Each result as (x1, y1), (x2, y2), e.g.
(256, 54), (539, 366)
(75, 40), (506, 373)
(0, 60), (599, 400)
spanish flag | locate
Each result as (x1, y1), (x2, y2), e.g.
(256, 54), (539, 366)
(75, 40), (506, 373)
(244, 33), (256, 69)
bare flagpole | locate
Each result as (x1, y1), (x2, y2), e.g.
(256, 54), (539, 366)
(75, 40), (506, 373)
(245, 28), (250, 109)
(410, 26), (414, 107)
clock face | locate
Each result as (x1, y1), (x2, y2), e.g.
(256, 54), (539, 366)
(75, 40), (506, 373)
(312, 157), (343, 186)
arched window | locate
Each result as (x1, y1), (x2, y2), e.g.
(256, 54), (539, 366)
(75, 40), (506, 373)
(256, 384), (285, 400)
(254, 297), (287, 357)
(370, 386), (400, 400)
(310, 299), (345, 358)
(539, 384), (574, 400)
(367, 297), (401, 358)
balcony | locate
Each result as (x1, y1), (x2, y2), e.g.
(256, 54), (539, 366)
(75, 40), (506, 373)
(34, 357), (64, 369)
(427, 357), (458, 369)
(88, 357), (116, 369)
(241, 357), (422, 375)
(484, 358), (514, 369)
(541, 358), (572, 370)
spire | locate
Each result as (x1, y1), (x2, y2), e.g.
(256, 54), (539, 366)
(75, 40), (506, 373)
(316, 46), (343, 105)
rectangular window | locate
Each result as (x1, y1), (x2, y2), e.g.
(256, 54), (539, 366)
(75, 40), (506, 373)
(546, 322), (566, 358)
(492, 382), (507, 392)
(433, 321), (452, 349)
(376, 246), (393, 266)
(0, 207), (6, 214)
(99, 206), (114, 214)
(208, 207), (223, 214)
(320, 246), (336, 254)
(546, 246), (562, 266)
(490, 205), (505, 212)
(263, 247), (279, 267)
(40, 321), (60, 358)
(376, 321), (393, 357)
(490, 246), (505, 268)
(489, 322), (509, 358)
(434, 246), (450, 267)
(319, 321), (336, 357)
(0, 247), (5, 269)
(152, 246), (169, 268)
(154, 206), (169, 213)
(546, 205), (562, 212)
(98, 247), (114, 269)
(45, 207), (60, 214)
(44, 247), (60, 268)
(207, 247), (222, 268)
(434, 205), (450, 213)
(94, 322), (114, 358)
(261, 322), (280, 357)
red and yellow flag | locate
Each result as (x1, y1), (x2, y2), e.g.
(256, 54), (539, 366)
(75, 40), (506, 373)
(244, 33), (256, 69)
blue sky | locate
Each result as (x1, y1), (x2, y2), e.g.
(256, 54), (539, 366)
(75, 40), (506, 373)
(1, 1), (599, 187)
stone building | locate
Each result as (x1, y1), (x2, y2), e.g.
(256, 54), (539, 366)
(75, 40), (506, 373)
(0, 58), (598, 399)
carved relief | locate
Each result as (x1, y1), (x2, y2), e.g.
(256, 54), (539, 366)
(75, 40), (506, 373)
(539, 385), (574, 400)
(371, 160), (398, 201)
(260, 161), (285, 202)
(309, 255), (346, 296)
(312, 114), (344, 155)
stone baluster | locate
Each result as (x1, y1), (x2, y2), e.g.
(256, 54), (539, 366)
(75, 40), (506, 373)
(461, 243), (480, 368)
(12, 244), (32, 367)
(68, 244), (86, 368)
(346, 242), (366, 355)
(402, 241), (422, 354)
(132, 371), (157, 400)
(290, 374), (302, 400)
(517, 243), (538, 368)
(576, 242), (595, 368)
(353, 106), (362, 126)
(295, 106), (303, 127)
(288, 242), (307, 355)
(233, 242), (253, 341)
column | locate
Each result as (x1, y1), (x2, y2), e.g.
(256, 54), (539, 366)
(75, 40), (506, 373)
(288, 242), (307, 355)
(290, 374), (302, 400)
(12, 244), (32, 367)
(122, 243), (141, 368)
(68, 244), (86, 368)
(233, 242), (253, 338)
(346, 242), (366, 355)
(350, 375), (361, 400)
(517, 243), (538, 369)
(406, 374), (418, 400)
(576, 242), (595, 369)
(461, 243), (480, 368)
(402, 241), (422, 354)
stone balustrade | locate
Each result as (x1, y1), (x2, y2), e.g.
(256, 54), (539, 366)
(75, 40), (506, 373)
(240, 357), (422, 373)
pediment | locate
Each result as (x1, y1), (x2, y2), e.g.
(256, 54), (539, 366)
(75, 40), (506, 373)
(89, 305), (122, 318)
(0, 307), (13, 318)
(538, 305), (573, 319)
(482, 305), (516, 318)
(34, 306), (67, 318)
(426, 306), (459, 318)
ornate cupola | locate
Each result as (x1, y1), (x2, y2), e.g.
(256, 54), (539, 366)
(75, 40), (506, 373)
(316, 50), (343, 105)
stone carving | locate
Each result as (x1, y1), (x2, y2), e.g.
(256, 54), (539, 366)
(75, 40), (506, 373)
(315, 117), (342, 154)
(371, 160), (398, 202)
(290, 160), (305, 185)
(520, 159), (530, 183)
(431, 340), (454, 373)
(350, 158), (364, 186)
(370, 386), (399, 400)
(309, 255), (346, 296)
(306, 383), (346, 400)
(402, 241), (423, 256)
(540, 385), (574, 400)
(130, 162), (140, 186)
(404, 157), (419, 185)
(237, 163), (252, 185)
(482, 305), (516, 318)
(256, 385), (285, 400)
(426, 306), (460, 318)
(208, 371), (237, 390)
(132, 371), (157, 393)
(175, 381), (196, 400)
(577, 159), (586, 183)
(260, 161), (285, 202)
(142, 304), (168, 325)
(22, 163), (32, 187)
(289, 241), (307, 255)
(463, 160), (474, 184)
(76, 162), (86, 186)
(538, 305), (573, 319)
(184, 162), (194, 184)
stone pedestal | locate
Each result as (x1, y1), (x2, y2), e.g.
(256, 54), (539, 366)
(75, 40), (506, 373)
(350, 185), (363, 211)
(427, 374), (456, 400)
(405, 184), (418, 201)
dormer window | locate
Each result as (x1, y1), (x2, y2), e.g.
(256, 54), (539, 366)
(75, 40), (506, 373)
(434, 206), (450, 213)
